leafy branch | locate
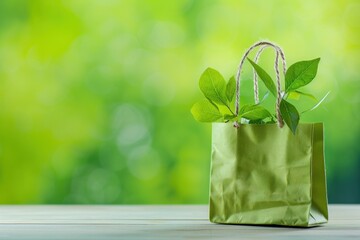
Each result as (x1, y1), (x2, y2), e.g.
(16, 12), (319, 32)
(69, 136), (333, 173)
(249, 58), (328, 134)
(191, 68), (273, 123)
(191, 58), (328, 135)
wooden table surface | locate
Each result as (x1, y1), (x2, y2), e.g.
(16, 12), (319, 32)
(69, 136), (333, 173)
(0, 205), (358, 239)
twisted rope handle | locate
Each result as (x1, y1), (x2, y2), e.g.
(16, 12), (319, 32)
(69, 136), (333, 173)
(234, 41), (287, 128)
(253, 45), (287, 104)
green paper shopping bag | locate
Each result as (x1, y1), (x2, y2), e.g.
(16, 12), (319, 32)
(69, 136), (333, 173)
(209, 122), (328, 226)
(206, 41), (329, 227)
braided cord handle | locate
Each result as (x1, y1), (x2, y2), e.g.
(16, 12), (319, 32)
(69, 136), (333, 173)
(234, 41), (287, 128)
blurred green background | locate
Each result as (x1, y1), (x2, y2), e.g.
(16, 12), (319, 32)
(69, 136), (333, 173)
(0, 0), (359, 204)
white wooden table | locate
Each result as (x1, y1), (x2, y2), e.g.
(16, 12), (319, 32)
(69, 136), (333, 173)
(0, 205), (358, 239)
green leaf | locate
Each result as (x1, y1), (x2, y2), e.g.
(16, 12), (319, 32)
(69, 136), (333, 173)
(287, 90), (317, 101)
(226, 76), (236, 102)
(215, 103), (234, 116)
(295, 91), (317, 101)
(280, 100), (300, 134)
(239, 104), (273, 121)
(190, 99), (223, 122)
(287, 91), (301, 100)
(224, 114), (236, 121)
(247, 58), (277, 97)
(285, 58), (320, 92)
(199, 68), (228, 106)
(301, 91), (330, 114)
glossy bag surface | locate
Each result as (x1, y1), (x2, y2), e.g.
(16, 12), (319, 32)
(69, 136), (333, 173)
(209, 123), (328, 227)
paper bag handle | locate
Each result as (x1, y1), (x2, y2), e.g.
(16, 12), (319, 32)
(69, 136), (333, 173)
(234, 41), (287, 128)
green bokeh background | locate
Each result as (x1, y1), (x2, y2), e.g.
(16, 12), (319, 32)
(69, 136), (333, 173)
(0, 0), (359, 204)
